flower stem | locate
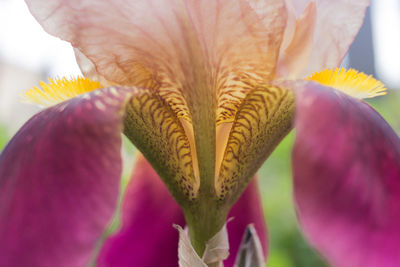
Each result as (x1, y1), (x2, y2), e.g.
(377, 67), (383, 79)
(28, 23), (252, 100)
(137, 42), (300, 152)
(184, 196), (228, 258)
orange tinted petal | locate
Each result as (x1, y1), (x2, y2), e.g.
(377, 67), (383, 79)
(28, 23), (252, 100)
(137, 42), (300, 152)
(215, 0), (287, 124)
(26, 0), (287, 120)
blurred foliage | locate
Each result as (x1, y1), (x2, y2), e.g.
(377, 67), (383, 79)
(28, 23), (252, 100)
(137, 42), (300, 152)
(367, 89), (400, 134)
(0, 125), (9, 151)
(0, 90), (399, 267)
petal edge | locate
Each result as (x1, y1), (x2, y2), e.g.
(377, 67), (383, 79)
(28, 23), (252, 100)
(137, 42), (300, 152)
(293, 82), (400, 267)
(0, 87), (132, 267)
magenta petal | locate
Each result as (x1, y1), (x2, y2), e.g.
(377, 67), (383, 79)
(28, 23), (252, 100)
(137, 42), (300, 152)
(98, 159), (266, 267)
(0, 88), (131, 267)
(293, 83), (400, 267)
(225, 178), (267, 267)
(97, 155), (186, 267)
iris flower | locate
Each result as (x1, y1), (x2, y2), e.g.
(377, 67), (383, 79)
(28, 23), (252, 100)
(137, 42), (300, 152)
(1, 0), (399, 266)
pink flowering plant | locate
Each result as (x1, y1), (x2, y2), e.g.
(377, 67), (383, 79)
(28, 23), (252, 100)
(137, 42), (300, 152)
(1, 0), (399, 266)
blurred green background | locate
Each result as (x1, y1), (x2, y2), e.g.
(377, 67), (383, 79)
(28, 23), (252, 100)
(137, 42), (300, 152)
(1, 90), (398, 267)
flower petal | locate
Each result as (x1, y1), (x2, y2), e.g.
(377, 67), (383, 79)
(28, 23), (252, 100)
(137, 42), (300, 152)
(301, 0), (369, 77)
(276, 1), (316, 79)
(97, 155), (186, 267)
(98, 158), (266, 267)
(217, 85), (294, 201)
(225, 178), (267, 267)
(123, 89), (198, 202)
(25, 0), (287, 119)
(26, 0), (288, 194)
(215, 0), (287, 124)
(293, 82), (400, 267)
(0, 87), (132, 267)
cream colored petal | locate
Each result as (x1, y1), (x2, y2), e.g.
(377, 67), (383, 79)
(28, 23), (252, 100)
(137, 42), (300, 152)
(276, 2), (316, 79)
(215, 0), (288, 124)
(26, 0), (289, 190)
(73, 49), (101, 84)
(26, 0), (197, 123)
(26, 0), (286, 120)
(287, 0), (313, 16)
(301, 0), (369, 77)
(280, 0), (297, 52)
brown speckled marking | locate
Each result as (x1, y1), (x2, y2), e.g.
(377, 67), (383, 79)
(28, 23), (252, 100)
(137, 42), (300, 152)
(216, 85), (294, 201)
(123, 88), (198, 202)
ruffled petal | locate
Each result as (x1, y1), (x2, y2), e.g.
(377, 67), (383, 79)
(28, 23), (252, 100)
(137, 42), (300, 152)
(0, 87), (132, 267)
(276, 2), (316, 79)
(278, 0), (369, 78)
(293, 82), (400, 267)
(25, 0), (287, 104)
(225, 178), (267, 267)
(26, 0), (288, 193)
(301, 0), (369, 77)
(97, 155), (186, 267)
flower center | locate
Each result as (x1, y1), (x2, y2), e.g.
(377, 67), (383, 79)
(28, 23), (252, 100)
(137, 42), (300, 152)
(23, 67), (387, 203)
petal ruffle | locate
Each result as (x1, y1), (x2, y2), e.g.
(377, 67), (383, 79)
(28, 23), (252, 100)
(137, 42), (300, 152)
(279, 0), (369, 78)
(97, 155), (186, 267)
(302, 0), (369, 77)
(0, 88), (132, 267)
(293, 82), (400, 267)
(25, 0), (287, 141)
(276, 1), (316, 79)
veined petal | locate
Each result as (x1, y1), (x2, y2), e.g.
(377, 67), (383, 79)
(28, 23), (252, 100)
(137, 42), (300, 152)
(123, 89), (198, 203)
(24, 76), (199, 203)
(25, 0), (288, 189)
(97, 155), (186, 267)
(0, 87), (132, 267)
(215, 0), (287, 124)
(276, 1), (316, 79)
(26, 0), (202, 123)
(216, 85), (294, 201)
(293, 82), (400, 267)
(26, 0), (287, 119)
(301, 0), (369, 77)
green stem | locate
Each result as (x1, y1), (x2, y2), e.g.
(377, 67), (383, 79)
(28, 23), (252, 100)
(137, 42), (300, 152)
(184, 197), (228, 258)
